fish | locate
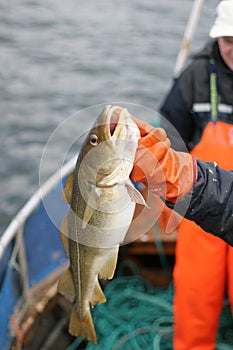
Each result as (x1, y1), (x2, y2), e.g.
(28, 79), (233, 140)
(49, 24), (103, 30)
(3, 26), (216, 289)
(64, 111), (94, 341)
(58, 105), (147, 343)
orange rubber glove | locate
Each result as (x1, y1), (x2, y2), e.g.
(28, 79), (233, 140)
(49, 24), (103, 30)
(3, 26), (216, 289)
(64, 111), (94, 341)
(131, 117), (196, 203)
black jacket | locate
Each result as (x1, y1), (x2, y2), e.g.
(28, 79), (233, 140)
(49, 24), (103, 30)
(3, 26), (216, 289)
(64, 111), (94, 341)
(161, 40), (233, 246)
(171, 160), (233, 247)
(160, 40), (233, 151)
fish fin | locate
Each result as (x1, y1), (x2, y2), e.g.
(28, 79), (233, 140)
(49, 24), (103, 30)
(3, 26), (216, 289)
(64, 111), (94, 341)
(69, 308), (97, 344)
(60, 214), (69, 257)
(90, 280), (106, 306)
(82, 204), (95, 229)
(99, 247), (119, 280)
(126, 180), (149, 207)
(57, 268), (75, 302)
(59, 231), (69, 258)
(62, 172), (74, 204)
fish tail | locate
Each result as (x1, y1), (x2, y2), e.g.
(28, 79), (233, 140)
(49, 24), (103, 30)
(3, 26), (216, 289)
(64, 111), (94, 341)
(69, 308), (97, 344)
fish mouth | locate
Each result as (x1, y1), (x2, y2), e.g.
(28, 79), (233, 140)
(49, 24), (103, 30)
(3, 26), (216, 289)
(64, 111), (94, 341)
(108, 106), (126, 139)
(101, 105), (139, 141)
(105, 105), (129, 140)
(110, 110), (119, 136)
(96, 107), (129, 186)
(93, 105), (139, 187)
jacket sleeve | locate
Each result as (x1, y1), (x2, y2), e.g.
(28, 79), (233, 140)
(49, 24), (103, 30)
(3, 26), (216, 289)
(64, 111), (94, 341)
(160, 76), (194, 150)
(170, 159), (233, 246)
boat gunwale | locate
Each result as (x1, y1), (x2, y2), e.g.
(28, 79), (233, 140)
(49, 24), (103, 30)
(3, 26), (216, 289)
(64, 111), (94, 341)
(0, 156), (76, 261)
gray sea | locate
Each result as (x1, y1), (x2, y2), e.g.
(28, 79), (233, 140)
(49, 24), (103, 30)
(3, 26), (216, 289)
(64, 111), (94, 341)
(0, 0), (218, 233)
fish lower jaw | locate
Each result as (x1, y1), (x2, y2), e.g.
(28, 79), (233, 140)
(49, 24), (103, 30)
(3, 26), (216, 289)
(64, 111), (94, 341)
(95, 182), (116, 188)
(95, 174), (129, 187)
(96, 177), (128, 187)
(86, 179), (116, 189)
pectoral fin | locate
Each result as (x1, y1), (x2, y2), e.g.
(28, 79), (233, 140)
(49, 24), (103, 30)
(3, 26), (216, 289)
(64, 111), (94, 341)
(82, 190), (99, 228)
(82, 204), (95, 229)
(62, 172), (74, 204)
(126, 180), (149, 207)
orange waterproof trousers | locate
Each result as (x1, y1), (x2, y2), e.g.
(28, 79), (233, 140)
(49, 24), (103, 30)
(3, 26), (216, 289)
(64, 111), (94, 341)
(173, 121), (233, 349)
(173, 220), (233, 349)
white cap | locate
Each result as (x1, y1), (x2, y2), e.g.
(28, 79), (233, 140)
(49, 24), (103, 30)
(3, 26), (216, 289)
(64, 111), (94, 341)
(209, 0), (233, 38)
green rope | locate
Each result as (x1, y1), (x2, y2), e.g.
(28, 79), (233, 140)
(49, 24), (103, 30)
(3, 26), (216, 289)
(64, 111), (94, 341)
(67, 264), (233, 350)
(66, 337), (84, 350)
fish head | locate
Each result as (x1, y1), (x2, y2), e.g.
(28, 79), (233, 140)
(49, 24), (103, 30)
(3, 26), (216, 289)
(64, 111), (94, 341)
(79, 105), (140, 187)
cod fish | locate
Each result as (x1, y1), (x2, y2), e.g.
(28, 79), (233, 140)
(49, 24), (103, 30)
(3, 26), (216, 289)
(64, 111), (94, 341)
(58, 105), (146, 343)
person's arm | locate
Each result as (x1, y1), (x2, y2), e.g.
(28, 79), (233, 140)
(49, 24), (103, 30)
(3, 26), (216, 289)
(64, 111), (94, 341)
(170, 159), (233, 246)
(131, 117), (233, 246)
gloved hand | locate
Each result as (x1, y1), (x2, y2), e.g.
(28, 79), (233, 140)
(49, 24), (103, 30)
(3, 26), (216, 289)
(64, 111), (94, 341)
(131, 117), (197, 203)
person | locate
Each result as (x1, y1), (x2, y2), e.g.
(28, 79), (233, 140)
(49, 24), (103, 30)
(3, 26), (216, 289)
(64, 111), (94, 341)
(130, 120), (233, 349)
(130, 117), (233, 247)
(156, 0), (233, 348)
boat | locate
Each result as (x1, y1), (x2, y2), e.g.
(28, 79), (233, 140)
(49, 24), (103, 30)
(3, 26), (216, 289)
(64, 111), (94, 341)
(0, 151), (178, 350)
(1, 157), (233, 350)
(0, 158), (75, 350)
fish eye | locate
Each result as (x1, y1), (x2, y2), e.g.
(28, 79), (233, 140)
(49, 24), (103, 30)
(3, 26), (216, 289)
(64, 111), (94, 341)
(89, 134), (98, 146)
